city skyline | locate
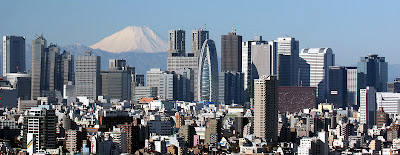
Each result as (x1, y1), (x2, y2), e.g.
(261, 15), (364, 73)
(0, 1), (399, 66)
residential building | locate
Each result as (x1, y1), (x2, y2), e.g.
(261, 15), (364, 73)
(254, 75), (278, 142)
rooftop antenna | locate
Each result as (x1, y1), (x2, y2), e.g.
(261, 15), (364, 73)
(204, 24), (206, 31)
(232, 24), (236, 34)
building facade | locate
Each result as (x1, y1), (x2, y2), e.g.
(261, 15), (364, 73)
(197, 39), (219, 102)
(299, 48), (335, 103)
(274, 37), (299, 86)
(3, 36), (26, 76)
(358, 54), (388, 92)
(221, 31), (242, 72)
(75, 51), (101, 100)
(253, 75), (278, 142)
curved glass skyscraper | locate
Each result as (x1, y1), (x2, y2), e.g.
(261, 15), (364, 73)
(198, 39), (218, 102)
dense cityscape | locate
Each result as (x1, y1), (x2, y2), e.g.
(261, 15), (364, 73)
(0, 24), (399, 155)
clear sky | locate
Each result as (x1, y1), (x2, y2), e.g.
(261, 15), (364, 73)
(1, 1), (399, 65)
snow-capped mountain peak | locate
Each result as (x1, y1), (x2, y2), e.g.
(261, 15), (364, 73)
(90, 26), (168, 53)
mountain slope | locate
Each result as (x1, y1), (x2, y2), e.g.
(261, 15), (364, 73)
(90, 26), (168, 53)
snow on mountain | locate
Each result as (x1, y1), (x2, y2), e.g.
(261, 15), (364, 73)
(90, 26), (168, 53)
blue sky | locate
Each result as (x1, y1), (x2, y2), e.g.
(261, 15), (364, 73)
(1, 1), (399, 65)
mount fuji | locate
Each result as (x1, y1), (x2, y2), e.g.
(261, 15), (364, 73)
(90, 26), (168, 53)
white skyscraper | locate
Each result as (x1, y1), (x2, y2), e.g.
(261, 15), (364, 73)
(359, 86), (376, 128)
(274, 37), (299, 86)
(299, 48), (335, 102)
(75, 51), (101, 100)
(376, 92), (400, 116)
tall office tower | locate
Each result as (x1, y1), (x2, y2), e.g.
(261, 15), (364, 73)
(23, 105), (56, 154)
(101, 59), (130, 101)
(204, 119), (221, 145)
(60, 51), (74, 86)
(218, 71), (244, 105)
(328, 66), (348, 108)
(359, 86), (376, 128)
(167, 56), (198, 101)
(3, 36), (26, 76)
(299, 48), (335, 103)
(158, 72), (178, 100)
(146, 68), (164, 87)
(31, 35), (47, 99)
(221, 30), (242, 72)
(198, 39), (219, 102)
(44, 44), (61, 92)
(346, 67), (358, 106)
(253, 75), (278, 142)
(176, 68), (193, 101)
(242, 36), (267, 96)
(274, 37), (299, 86)
(251, 41), (277, 91)
(75, 51), (101, 99)
(192, 29), (209, 57)
(169, 29), (185, 57)
(358, 54), (388, 92)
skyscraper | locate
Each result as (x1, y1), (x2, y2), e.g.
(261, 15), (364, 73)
(274, 37), (299, 86)
(101, 59), (131, 101)
(251, 41), (277, 84)
(192, 29), (209, 57)
(254, 75), (278, 142)
(75, 51), (101, 100)
(3, 36), (26, 76)
(359, 86), (376, 128)
(218, 71), (244, 105)
(346, 67), (358, 106)
(242, 36), (267, 97)
(198, 39), (219, 102)
(299, 48), (335, 103)
(328, 66), (347, 108)
(31, 35), (47, 99)
(168, 29), (185, 57)
(358, 54), (388, 92)
(221, 31), (242, 72)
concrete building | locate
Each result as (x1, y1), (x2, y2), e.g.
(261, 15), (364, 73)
(101, 59), (132, 101)
(254, 75), (278, 142)
(358, 54), (388, 92)
(191, 29), (209, 57)
(169, 29), (185, 57)
(328, 66), (348, 108)
(23, 105), (56, 154)
(158, 73), (177, 100)
(242, 36), (268, 99)
(360, 86), (376, 128)
(221, 31), (242, 72)
(205, 119), (221, 145)
(346, 67), (358, 107)
(178, 125), (195, 147)
(299, 48), (335, 103)
(75, 51), (101, 100)
(3, 36), (26, 76)
(218, 71), (244, 105)
(146, 68), (164, 87)
(274, 37), (299, 86)
(132, 86), (158, 102)
(278, 86), (316, 113)
(31, 35), (47, 99)
(376, 92), (400, 116)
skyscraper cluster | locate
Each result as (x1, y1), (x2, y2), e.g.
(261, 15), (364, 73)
(0, 26), (395, 154)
